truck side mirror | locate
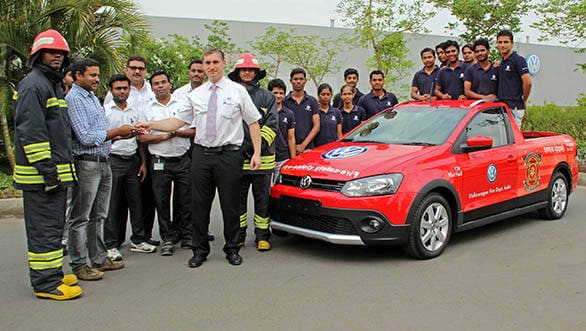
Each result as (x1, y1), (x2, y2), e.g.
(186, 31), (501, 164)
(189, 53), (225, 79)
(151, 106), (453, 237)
(461, 136), (493, 153)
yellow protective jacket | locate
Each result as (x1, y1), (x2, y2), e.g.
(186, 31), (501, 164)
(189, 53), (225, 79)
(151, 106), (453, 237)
(240, 83), (278, 174)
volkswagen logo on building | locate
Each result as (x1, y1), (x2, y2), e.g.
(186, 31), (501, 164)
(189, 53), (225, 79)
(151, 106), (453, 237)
(487, 164), (498, 183)
(322, 146), (368, 160)
(526, 54), (541, 76)
(300, 175), (312, 189)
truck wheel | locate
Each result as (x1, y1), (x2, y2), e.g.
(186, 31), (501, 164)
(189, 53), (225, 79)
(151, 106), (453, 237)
(404, 193), (452, 259)
(538, 172), (569, 220)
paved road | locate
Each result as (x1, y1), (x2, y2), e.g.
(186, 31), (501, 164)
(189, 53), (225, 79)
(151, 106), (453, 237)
(1, 187), (585, 331)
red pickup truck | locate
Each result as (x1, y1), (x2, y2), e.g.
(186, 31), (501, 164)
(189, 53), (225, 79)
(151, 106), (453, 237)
(270, 100), (579, 259)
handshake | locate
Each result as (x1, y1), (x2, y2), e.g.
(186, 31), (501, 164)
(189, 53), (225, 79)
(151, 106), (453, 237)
(112, 123), (150, 140)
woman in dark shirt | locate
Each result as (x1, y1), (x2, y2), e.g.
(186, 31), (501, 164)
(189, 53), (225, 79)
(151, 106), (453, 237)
(314, 83), (342, 147)
(339, 84), (366, 134)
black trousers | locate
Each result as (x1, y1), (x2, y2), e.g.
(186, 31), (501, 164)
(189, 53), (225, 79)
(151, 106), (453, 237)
(239, 173), (272, 242)
(141, 146), (156, 240)
(151, 154), (192, 243)
(191, 145), (242, 257)
(23, 189), (67, 293)
(104, 154), (145, 248)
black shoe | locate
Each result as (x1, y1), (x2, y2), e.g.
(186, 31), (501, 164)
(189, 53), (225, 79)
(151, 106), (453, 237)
(226, 253), (243, 266)
(160, 242), (174, 256)
(146, 238), (160, 246)
(188, 255), (206, 268)
(181, 240), (192, 249)
(207, 232), (215, 241)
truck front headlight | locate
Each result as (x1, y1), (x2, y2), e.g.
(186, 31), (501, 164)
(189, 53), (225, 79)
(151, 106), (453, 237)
(341, 174), (403, 197)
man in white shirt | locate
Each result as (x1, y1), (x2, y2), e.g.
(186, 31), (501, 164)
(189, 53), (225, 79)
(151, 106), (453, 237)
(105, 56), (159, 247)
(104, 74), (155, 261)
(138, 71), (195, 257)
(136, 48), (262, 267)
(172, 59), (205, 100)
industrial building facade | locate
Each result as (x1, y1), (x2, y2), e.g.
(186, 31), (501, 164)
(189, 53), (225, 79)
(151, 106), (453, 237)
(147, 16), (586, 106)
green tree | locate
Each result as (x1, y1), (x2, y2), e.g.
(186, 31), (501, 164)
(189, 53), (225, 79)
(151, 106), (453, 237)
(203, 21), (237, 68)
(431, 0), (532, 43)
(123, 20), (238, 87)
(249, 27), (346, 89)
(0, 0), (148, 171)
(531, 0), (585, 71)
(336, 0), (433, 87)
(248, 27), (293, 79)
(121, 32), (203, 88)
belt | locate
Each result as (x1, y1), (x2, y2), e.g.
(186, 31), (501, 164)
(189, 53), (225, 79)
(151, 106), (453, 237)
(75, 154), (109, 163)
(196, 144), (240, 154)
(110, 153), (137, 161)
(153, 154), (185, 162)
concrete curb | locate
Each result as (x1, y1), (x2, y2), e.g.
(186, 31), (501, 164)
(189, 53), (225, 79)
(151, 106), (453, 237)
(1, 174), (585, 219)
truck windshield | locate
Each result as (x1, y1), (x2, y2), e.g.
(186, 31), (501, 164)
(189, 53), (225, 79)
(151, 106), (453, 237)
(341, 107), (467, 145)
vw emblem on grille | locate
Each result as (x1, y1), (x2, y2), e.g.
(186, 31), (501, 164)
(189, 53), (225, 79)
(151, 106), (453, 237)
(300, 175), (312, 189)
(322, 146), (368, 160)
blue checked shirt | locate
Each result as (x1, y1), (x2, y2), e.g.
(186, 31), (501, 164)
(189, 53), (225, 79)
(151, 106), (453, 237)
(66, 84), (111, 157)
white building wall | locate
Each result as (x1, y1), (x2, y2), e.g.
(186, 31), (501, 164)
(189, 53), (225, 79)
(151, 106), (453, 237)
(147, 16), (586, 106)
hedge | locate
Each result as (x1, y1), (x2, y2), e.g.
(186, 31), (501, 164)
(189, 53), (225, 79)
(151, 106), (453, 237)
(524, 101), (586, 160)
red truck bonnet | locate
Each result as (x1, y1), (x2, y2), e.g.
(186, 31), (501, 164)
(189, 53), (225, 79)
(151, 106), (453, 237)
(280, 141), (435, 181)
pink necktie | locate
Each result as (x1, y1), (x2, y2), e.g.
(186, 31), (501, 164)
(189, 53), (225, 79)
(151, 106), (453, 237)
(206, 84), (217, 143)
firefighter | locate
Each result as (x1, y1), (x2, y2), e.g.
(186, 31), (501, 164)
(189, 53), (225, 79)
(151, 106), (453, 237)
(228, 53), (278, 251)
(13, 29), (82, 300)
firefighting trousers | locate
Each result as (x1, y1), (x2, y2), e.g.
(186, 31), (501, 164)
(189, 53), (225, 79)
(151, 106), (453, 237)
(239, 173), (271, 242)
(23, 189), (67, 293)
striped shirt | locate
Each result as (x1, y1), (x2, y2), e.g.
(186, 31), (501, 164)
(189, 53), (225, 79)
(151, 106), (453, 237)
(66, 84), (111, 157)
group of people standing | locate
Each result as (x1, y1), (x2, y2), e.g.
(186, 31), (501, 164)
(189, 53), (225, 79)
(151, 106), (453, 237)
(13, 27), (532, 301)
(411, 29), (532, 127)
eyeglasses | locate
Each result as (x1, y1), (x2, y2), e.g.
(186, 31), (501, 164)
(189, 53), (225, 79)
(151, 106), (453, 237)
(127, 66), (146, 71)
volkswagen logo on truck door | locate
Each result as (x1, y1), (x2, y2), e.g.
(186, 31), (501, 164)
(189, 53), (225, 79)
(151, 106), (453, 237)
(300, 175), (312, 189)
(487, 164), (498, 183)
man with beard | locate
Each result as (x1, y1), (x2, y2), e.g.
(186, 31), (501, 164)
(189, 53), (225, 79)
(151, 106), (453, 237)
(464, 38), (498, 100)
(357, 70), (398, 119)
(104, 74), (154, 262)
(13, 29), (81, 300)
(435, 40), (469, 100)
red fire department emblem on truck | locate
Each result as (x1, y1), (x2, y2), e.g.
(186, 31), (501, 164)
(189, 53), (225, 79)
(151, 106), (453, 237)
(523, 153), (541, 191)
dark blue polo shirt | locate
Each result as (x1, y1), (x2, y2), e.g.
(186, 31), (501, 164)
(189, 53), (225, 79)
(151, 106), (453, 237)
(283, 92), (320, 148)
(314, 107), (342, 147)
(464, 63), (498, 96)
(437, 61), (469, 99)
(357, 90), (399, 119)
(341, 105), (366, 134)
(498, 52), (529, 109)
(411, 66), (439, 96)
(332, 88), (364, 109)
(275, 106), (296, 162)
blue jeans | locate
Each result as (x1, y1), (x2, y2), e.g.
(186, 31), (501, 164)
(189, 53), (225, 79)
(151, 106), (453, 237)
(68, 160), (112, 270)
